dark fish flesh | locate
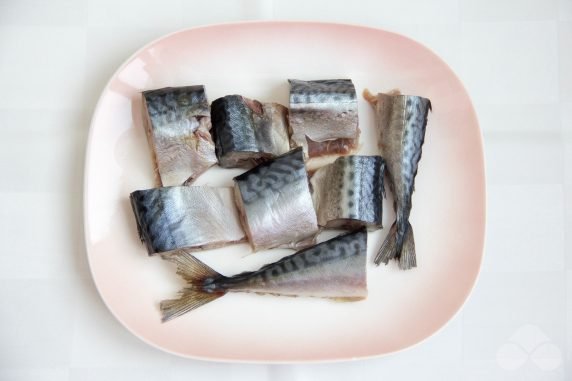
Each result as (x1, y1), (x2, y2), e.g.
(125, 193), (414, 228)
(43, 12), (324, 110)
(142, 86), (217, 186)
(160, 228), (367, 322)
(364, 89), (431, 269)
(233, 147), (319, 251)
(288, 79), (359, 157)
(211, 95), (290, 168)
(130, 186), (245, 255)
(311, 155), (385, 229)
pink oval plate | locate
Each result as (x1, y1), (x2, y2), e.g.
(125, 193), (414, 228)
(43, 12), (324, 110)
(84, 21), (485, 363)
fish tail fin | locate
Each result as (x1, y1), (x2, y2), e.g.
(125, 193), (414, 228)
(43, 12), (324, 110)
(398, 222), (417, 270)
(160, 289), (224, 323)
(374, 223), (398, 265)
(375, 221), (417, 270)
(160, 251), (226, 322)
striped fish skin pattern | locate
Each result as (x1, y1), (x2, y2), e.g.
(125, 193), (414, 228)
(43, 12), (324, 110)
(129, 186), (245, 255)
(233, 147), (319, 251)
(310, 155), (385, 229)
(288, 79), (359, 157)
(221, 228), (367, 298)
(142, 86), (217, 186)
(159, 228), (368, 321)
(211, 95), (290, 168)
(365, 89), (431, 269)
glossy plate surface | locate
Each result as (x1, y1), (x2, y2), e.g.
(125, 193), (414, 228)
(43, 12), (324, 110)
(84, 21), (485, 362)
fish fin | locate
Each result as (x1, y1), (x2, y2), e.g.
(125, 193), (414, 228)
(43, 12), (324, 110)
(374, 223), (398, 265)
(160, 250), (226, 322)
(398, 222), (417, 270)
(160, 289), (224, 323)
(161, 249), (221, 285)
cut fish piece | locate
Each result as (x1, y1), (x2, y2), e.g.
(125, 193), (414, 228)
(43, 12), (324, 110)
(233, 147), (319, 251)
(142, 86), (217, 186)
(364, 89), (431, 270)
(311, 155), (385, 229)
(130, 186), (245, 255)
(288, 79), (359, 157)
(160, 228), (368, 322)
(211, 95), (291, 168)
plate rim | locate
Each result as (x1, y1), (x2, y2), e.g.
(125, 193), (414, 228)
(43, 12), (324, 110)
(83, 20), (487, 364)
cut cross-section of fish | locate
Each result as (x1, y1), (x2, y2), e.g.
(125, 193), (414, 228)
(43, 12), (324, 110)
(142, 86), (217, 186)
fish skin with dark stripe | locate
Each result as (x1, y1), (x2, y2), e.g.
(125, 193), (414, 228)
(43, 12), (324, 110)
(210, 95), (290, 168)
(233, 147), (319, 251)
(130, 186), (245, 255)
(364, 89), (431, 270)
(288, 79), (359, 157)
(311, 155), (385, 230)
(142, 86), (217, 186)
(159, 228), (368, 322)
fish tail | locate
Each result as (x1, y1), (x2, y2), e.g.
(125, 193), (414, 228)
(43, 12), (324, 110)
(375, 220), (417, 270)
(374, 223), (398, 265)
(160, 251), (226, 322)
(398, 222), (417, 270)
(160, 288), (224, 323)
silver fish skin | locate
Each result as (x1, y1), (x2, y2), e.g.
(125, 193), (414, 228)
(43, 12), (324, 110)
(211, 95), (290, 168)
(142, 86), (217, 186)
(233, 147), (319, 251)
(288, 79), (360, 157)
(130, 186), (245, 255)
(311, 155), (385, 230)
(364, 89), (431, 270)
(160, 228), (368, 322)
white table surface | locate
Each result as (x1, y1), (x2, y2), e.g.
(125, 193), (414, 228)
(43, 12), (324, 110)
(0, 0), (570, 379)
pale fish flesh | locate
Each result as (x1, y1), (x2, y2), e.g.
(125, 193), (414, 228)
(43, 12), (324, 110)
(211, 95), (290, 168)
(311, 155), (385, 229)
(233, 147), (319, 251)
(142, 86), (217, 186)
(364, 89), (431, 270)
(288, 79), (359, 157)
(160, 228), (367, 322)
(130, 186), (245, 255)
